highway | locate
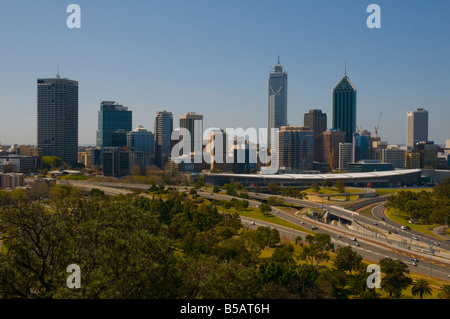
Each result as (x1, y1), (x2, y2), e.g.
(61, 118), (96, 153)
(64, 180), (450, 281)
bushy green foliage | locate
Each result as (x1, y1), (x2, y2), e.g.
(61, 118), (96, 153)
(385, 178), (450, 226)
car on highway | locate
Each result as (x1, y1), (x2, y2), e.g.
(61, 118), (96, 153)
(350, 237), (357, 241)
(432, 241), (439, 246)
(392, 230), (398, 234)
(410, 262), (417, 266)
(412, 236), (419, 241)
(353, 242), (360, 247)
(411, 258), (419, 262)
(251, 221), (256, 225)
(336, 234), (341, 238)
(373, 222), (378, 225)
(312, 226), (318, 231)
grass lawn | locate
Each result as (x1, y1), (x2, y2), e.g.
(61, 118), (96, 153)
(385, 207), (441, 239)
(218, 206), (315, 235)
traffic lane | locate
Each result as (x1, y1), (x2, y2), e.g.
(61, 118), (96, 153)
(250, 192), (450, 250)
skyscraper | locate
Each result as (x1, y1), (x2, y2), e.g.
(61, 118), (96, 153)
(278, 126), (314, 172)
(154, 110), (173, 170)
(406, 108), (428, 149)
(37, 75), (78, 165)
(339, 142), (353, 171)
(127, 125), (155, 167)
(304, 109), (327, 162)
(268, 58), (288, 151)
(96, 101), (132, 148)
(332, 73), (357, 144)
(352, 130), (372, 163)
(179, 112), (203, 155)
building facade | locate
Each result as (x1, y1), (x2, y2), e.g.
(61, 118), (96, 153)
(352, 130), (371, 163)
(37, 76), (78, 165)
(338, 142), (353, 171)
(127, 125), (155, 168)
(278, 126), (314, 172)
(406, 108), (428, 149)
(154, 110), (173, 170)
(268, 59), (288, 151)
(323, 129), (346, 170)
(304, 109), (327, 163)
(96, 101), (132, 149)
(332, 74), (356, 144)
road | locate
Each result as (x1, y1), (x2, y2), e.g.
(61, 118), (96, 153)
(63, 180), (450, 281)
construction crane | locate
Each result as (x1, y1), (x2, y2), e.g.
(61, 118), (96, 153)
(324, 136), (334, 170)
(374, 112), (382, 141)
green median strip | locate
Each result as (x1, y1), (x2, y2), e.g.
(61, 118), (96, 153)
(219, 207), (315, 235)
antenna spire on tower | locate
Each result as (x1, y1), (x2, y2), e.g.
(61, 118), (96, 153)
(57, 64), (60, 78)
(344, 61), (347, 76)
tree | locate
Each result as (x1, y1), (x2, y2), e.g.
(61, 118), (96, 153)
(213, 185), (220, 193)
(438, 285), (450, 299)
(311, 183), (320, 193)
(411, 279), (433, 299)
(333, 246), (363, 274)
(300, 233), (334, 267)
(1, 164), (14, 173)
(258, 203), (272, 214)
(194, 175), (205, 189)
(267, 196), (282, 206)
(379, 258), (412, 298)
(267, 182), (280, 195)
(335, 179), (346, 193)
(129, 164), (142, 176)
(42, 156), (63, 170)
(224, 183), (237, 197)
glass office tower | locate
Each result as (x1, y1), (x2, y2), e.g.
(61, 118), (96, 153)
(268, 58), (288, 151)
(37, 76), (78, 165)
(127, 125), (155, 167)
(154, 110), (173, 170)
(96, 101), (132, 148)
(332, 74), (357, 144)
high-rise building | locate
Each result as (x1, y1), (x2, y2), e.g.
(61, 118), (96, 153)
(37, 76), (78, 165)
(352, 130), (371, 163)
(179, 112), (203, 157)
(206, 129), (230, 172)
(332, 73), (357, 144)
(268, 58), (288, 151)
(278, 126), (314, 172)
(304, 109), (327, 162)
(414, 141), (438, 169)
(381, 146), (406, 169)
(323, 129), (346, 170)
(407, 108), (428, 149)
(154, 110), (173, 170)
(127, 125), (155, 167)
(338, 142), (353, 171)
(96, 101), (132, 148)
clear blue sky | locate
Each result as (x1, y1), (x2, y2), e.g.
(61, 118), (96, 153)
(0, 0), (449, 146)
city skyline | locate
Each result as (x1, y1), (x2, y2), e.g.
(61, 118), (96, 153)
(0, 1), (449, 146)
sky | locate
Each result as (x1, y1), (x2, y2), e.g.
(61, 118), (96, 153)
(0, 0), (449, 146)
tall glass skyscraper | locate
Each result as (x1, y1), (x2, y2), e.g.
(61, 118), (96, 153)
(268, 58), (288, 151)
(127, 125), (155, 167)
(332, 74), (357, 144)
(96, 101), (132, 148)
(37, 75), (78, 165)
(154, 110), (173, 169)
